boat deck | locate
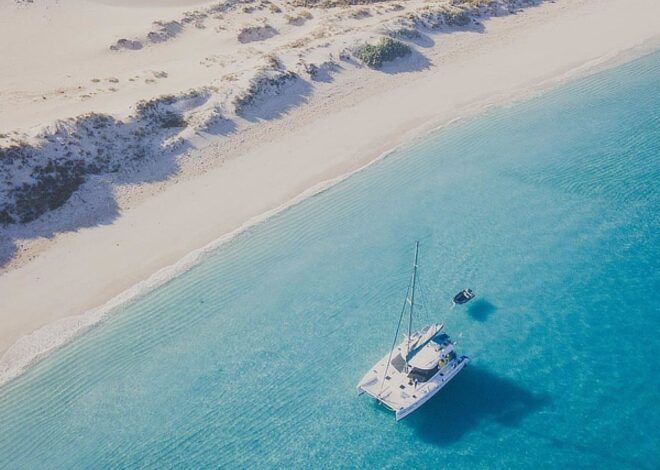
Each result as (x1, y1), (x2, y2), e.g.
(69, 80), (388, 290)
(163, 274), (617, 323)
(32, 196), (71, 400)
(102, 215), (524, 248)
(357, 336), (468, 420)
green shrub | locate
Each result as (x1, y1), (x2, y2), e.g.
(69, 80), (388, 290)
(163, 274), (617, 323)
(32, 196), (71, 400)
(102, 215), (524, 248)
(355, 37), (412, 69)
(159, 112), (188, 128)
(452, 0), (490, 6)
(444, 7), (472, 26)
(388, 27), (422, 40)
(291, 0), (388, 7)
(135, 95), (188, 128)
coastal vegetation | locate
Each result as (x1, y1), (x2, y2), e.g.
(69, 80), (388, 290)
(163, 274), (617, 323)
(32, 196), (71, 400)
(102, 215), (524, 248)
(0, 92), (206, 225)
(237, 24), (278, 43)
(233, 70), (300, 114)
(386, 27), (422, 40)
(291, 0), (389, 7)
(284, 10), (313, 25)
(1, 0), (546, 230)
(453, 0), (491, 6)
(4, 154), (88, 226)
(135, 95), (190, 129)
(403, 5), (472, 30)
(355, 37), (411, 68)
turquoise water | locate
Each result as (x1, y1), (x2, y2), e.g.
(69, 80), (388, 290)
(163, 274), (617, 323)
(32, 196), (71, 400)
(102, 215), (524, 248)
(1, 52), (659, 469)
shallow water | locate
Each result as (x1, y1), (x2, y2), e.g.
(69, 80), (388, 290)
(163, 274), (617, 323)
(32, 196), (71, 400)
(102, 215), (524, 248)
(1, 52), (659, 469)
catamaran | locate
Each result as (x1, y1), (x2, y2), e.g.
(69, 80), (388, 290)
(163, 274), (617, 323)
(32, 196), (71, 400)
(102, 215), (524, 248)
(357, 242), (469, 421)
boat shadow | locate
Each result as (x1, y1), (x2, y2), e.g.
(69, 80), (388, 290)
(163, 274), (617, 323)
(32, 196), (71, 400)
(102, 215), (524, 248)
(405, 366), (550, 445)
(467, 299), (497, 322)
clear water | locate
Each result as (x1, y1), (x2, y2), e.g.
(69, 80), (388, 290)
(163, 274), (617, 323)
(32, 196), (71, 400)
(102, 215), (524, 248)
(1, 52), (659, 469)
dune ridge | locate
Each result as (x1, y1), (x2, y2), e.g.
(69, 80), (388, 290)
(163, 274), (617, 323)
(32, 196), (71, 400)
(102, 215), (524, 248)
(2, 0), (541, 245)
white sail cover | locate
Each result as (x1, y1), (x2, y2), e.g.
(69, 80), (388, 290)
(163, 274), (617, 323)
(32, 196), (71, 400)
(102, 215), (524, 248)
(406, 323), (442, 361)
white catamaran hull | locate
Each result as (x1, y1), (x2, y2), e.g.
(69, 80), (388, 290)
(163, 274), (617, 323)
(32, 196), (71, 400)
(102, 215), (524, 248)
(395, 356), (468, 421)
(357, 332), (469, 421)
(357, 243), (470, 421)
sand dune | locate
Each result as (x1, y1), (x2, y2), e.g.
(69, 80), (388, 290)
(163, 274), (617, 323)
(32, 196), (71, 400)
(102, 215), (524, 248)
(0, 0), (658, 383)
(1, 0), (548, 263)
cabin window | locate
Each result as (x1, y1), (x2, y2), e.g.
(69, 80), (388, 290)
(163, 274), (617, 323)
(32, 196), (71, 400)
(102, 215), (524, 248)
(408, 366), (438, 382)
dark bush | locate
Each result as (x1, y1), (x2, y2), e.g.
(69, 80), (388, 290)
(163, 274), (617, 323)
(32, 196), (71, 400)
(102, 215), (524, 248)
(388, 28), (422, 40)
(355, 37), (412, 69)
(13, 160), (87, 224)
(233, 71), (298, 114)
(159, 112), (188, 128)
(291, 0), (389, 6)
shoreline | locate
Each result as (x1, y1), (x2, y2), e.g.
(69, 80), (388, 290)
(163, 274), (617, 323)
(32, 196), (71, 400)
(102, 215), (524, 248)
(1, 0), (659, 386)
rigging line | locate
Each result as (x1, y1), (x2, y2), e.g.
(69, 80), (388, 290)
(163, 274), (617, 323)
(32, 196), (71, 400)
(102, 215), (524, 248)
(406, 242), (419, 371)
(377, 251), (416, 398)
(416, 269), (432, 325)
(416, 272), (427, 319)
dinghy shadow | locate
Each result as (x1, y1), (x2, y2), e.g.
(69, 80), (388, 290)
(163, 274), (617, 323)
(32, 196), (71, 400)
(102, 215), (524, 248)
(467, 299), (497, 322)
(405, 366), (550, 445)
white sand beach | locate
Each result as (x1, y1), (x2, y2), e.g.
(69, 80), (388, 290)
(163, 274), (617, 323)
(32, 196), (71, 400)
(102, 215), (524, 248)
(0, 0), (658, 383)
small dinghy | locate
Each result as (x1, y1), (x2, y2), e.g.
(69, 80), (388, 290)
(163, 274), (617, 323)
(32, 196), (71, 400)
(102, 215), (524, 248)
(453, 289), (475, 305)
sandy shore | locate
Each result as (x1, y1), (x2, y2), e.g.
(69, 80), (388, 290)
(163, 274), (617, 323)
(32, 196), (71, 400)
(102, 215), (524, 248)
(1, 0), (658, 384)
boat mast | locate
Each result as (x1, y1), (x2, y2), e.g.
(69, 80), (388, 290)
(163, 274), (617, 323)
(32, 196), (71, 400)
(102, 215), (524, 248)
(406, 241), (419, 371)
(377, 242), (420, 397)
